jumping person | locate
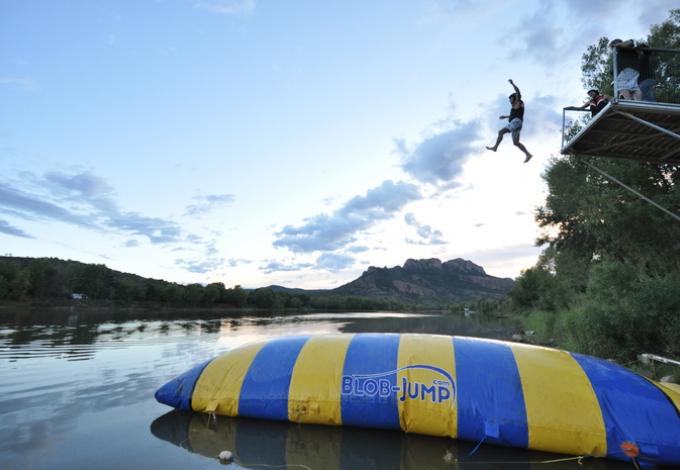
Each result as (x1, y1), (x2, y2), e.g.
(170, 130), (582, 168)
(486, 79), (533, 163)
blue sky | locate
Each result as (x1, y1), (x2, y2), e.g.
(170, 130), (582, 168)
(1, 0), (676, 288)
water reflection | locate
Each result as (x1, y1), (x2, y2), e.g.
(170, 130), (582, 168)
(0, 310), (633, 469)
(0, 309), (519, 356)
(150, 411), (625, 470)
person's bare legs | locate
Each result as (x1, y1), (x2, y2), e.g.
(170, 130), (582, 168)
(486, 128), (509, 151)
(513, 137), (532, 162)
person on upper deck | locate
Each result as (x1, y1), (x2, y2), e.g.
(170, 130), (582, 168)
(609, 39), (642, 100)
(566, 89), (610, 117)
(486, 79), (533, 163)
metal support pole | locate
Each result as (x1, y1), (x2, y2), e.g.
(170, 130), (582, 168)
(659, 145), (680, 162)
(612, 110), (680, 141)
(580, 132), (661, 156)
(586, 162), (680, 223)
(561, 108), (566, 150)
(612, 48), (619, 100)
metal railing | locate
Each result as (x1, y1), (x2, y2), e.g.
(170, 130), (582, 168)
(561, 47), (680, 151)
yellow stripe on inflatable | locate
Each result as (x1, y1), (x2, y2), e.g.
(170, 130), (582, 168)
(288, 334), (354, 425)
(397, 334), (457, 438)
(510, 343), (606, 456)
(191, 342), (265, 415)
(655, 381), (680, 411)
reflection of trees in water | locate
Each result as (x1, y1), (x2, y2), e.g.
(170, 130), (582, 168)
(0, 310), (518, 355)
(340, 315), (515, 340)
(150, 410), (625, 470)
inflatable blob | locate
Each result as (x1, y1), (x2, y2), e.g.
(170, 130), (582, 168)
(155, 334), (680, 466)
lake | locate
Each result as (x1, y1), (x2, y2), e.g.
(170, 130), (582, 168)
(0, 308), (631, 469)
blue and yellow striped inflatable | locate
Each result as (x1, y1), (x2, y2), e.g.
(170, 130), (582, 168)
(155, 334), (680, 465)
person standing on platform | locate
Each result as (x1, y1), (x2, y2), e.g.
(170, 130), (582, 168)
(566, 89), (610, 117)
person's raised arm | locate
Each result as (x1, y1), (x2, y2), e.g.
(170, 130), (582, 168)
(564, 104), (589, 111)
(508, 79), (521, 98)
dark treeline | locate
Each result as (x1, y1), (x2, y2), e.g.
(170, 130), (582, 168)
(0, 257), (406, 312)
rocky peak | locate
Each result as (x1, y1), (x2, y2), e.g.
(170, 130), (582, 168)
(403, 258), (443, 271)
(443, 258), (486, 276)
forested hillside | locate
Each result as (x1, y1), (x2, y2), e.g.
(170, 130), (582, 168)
(0, 256), (404, 311)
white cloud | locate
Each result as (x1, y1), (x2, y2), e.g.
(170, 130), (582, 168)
(404, 213), (446, 245)
(0, 77), (37, 92)
(274, 180), (421, 253)
(316, 252), (355, 271)
(398, 120), (482, 185)
(194, 0), (255, 15)
(184, 194), (235, 216)
(0, 219), (32, 238)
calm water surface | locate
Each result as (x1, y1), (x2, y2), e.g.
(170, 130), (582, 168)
(0, 309), (630, 469)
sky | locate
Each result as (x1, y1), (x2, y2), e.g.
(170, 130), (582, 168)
(0, 0), (676, 289)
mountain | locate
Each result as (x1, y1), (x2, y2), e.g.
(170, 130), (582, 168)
(333, 258), (514, 303)
(0, 256), (513, 308)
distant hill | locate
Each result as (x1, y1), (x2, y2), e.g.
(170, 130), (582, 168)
(0, 256), (513, 308)
(333, 258), (514, 303)
(266, 258), (514, 304)
(264, 285), (330, 296)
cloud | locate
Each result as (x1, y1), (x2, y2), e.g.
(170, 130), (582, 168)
(175, 257), (224, 274)
(109, 212), (183, 244)
(185, 194), (235, 216)
(346, 245), (369, 253)
(404, 213), (446, 245)
(274, 180), (421, 253)
(0, 184), (96, 228)
(125, 239), (139, 247)
(0, 220), (32, 238)
(316, 253), (355, 271)
(0, 76), (37, 92)
(505, 0), (676, 67)
(454, 244), (543, 267)
(228, 258), (252, 267)
(506, 3), (563, 66)
(0, 171), (185, 245)
(194, 0), (255, 15)
(44, 170), (115, 207)
(528, 95), (567, 135)
(560, 0), (675, 31)
(636, 0), (678, 27)
(398, 120), (481, 185)
(175, 241), (224, 273)
(261, 260), (314, 274)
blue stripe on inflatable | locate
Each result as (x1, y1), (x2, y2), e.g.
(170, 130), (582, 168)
(238, 335), (310, 420)
(341, 333), (401, 429)
(454, 337), (528, 448)
(154, 359), (212, 411)
(572, 353), (680, 464)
